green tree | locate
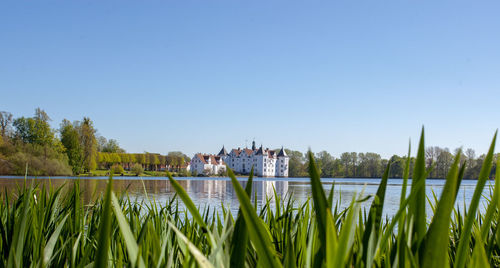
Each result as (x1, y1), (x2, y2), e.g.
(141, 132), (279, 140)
(286, 149), (307, 177)
(79, 117), (97, 172)
(99, 138), (125, 153)
(13, 109), (54, 147)
(60, 119), (83, 174)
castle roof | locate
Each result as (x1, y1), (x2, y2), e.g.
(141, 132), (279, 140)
(195, 153), (208, 164)
(195, 153), (224, 165)
(218, 146), (228, 156)
(255, 146), (264, 155)
(243, 148), (254, 156)
(277, 147), (288, 157)
(231, 149), (241, 156)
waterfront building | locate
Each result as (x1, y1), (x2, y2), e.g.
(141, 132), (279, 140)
(218, 141), (289, 177)
(189, 153), (226, 176)
(190, 141), (289, 177)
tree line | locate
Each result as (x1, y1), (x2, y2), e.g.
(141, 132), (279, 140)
(285, 148), (498, 179)
(97, 152), (189, 172)
(0, 109), (189, 176)
(0, 109), (496, 178)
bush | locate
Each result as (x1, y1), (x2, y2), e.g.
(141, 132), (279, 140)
(110, 164), (124, 175)
(131, 163), (143, 176)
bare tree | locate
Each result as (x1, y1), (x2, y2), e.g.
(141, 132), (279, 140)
(0, 111), (13, 137)
(465, 148), (476, 171)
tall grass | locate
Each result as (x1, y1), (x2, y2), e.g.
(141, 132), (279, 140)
(0, 129), (499, 267)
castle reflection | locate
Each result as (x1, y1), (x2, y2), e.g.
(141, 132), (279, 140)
(1, 177), (479, 217)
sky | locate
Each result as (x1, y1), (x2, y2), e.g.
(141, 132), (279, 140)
(1, 1), (499, 158)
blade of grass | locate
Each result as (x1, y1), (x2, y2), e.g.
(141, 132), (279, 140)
(230, 167), (254, 268)
(455, 131), (497, 268)
(480, 158), (500, 240)
(166, 170), (215, 247)
(409, 127), (427, 245)
(362, 161), (391, 264)
(421, 150), (461, 268)
(95, 175), (113, 268)
(42, 214), (69, 266)
(307, 150), (329, 261)
(167, 221), (214, 268)
(228, 167), (282, 268)
(111, 192), (146, 268)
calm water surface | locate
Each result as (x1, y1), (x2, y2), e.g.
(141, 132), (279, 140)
(0, 176), (490, 217)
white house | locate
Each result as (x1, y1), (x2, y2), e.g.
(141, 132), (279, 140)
(217, 141), (289, 177)
(189, 153), (226, 176)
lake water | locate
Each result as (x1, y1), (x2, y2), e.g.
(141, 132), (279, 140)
(0, 176), (491, 217)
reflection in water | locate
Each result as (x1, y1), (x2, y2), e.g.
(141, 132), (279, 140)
(0, 177), (488, 217)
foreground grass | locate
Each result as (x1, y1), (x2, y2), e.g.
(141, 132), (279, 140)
(0, 129), (499, 267)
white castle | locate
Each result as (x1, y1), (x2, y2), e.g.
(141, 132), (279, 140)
(189, 141), (289, 177)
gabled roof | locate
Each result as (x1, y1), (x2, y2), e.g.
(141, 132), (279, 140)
(218, 146), (228, 156)
(255, 146), (264, 155)
(231, 149), (241, 156)
(195, 153), (208, 164)
(195, 153), (225, 165)
(210, 155), (225, 165)
(277, 147), (288, 157)
(243, 148), (253, 156)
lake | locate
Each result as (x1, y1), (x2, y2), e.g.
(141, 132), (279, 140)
(0, 176), (490, 217)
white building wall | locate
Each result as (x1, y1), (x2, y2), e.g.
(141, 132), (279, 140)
(277, 157), (289, 177)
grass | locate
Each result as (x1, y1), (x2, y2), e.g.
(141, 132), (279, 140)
(0, 129), (499, 267)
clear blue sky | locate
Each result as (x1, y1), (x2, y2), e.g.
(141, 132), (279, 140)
(1, 1), (499, 158)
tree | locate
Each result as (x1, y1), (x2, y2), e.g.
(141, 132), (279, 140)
(79, 117), (97, 172)
(60, 119), (84, 174)
(340, 152), (351, 177)
(316, 151), (335, 177)
(465, 148), (476, 176)
(13, 109), (54, 147)
(286, 149), (307, 177)
(136, 154), (146, 168)
(131, 163), (143, 176)
(98, 137), (125, 153)
(389, 155), (404, 178)
(435, 148), (453, 178)
(0, 111), (13, 138)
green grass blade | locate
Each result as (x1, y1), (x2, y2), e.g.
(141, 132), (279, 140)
(307, 151), (329, 259)
(362, 161), (391, 261)
(421, 150), (461, 268)
(334, 194), (360, 267)
(327, 183), (335, 208)
(399, 141), (411, 207)
(455, 131), (497, 268)
(111, 192), (146, 268)
(470, 227), (489, 267)
(43, 214), (69, 266)
(284, 225), (297, 268)
(481, 158), (500, 240)
(167, 221), (214, 268)
(227, 168), (282, 268)
(325, 208), (338, 268)
(409, 127), (427, 244)
(166, 171), (206, 229)
(95, 176), (114, 268)
(230, 167), (254, 268)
